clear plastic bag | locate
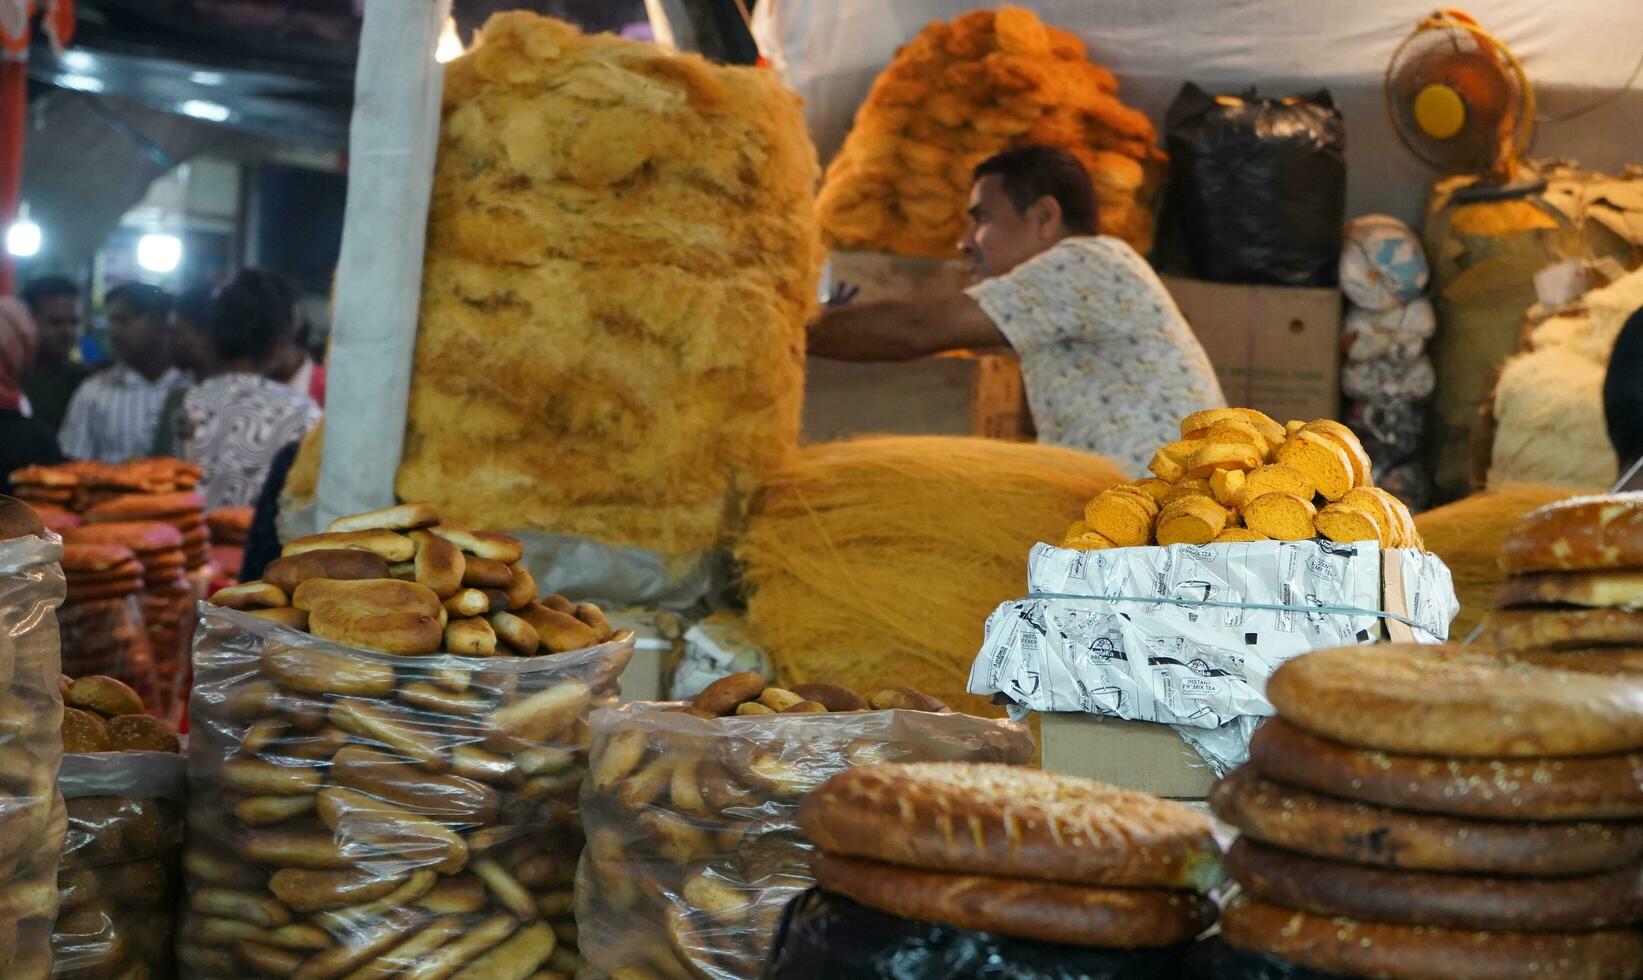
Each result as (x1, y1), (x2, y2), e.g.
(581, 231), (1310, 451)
(53, 751), (187, 978)
(0, 530), (69, 980)
(176, 604), (633, 979)
(577, 702), (1034, 979)
(57, 594), (159, 710)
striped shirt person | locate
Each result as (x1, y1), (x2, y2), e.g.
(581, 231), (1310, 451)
(58, 283), (191, 463)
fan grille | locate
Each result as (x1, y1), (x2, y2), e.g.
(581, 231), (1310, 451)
(1386, 23), (1528, 176)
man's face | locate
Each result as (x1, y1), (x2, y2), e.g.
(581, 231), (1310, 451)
(959, 175), (1056, 282)
(107, 298), (162, 365)
(32, 295), (81, 362)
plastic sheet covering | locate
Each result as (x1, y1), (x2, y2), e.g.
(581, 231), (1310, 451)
(57, 594), (159, 710)
(764, 888), (1187, 980)
(53, 751), (187, 979)
(176, 604), (633, 979)
(577, 702), (1033, 980)
(1163, 84), (1345, 286)
(1175, 937), (1348, 979)
(0, 529), (68, 980)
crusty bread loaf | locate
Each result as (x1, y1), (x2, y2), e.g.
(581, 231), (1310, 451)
(262, 549), (391, 595)
(798, 763), (1223, 891)
(1484, 608), (1643, 651)
(1226, 837), (1643, 931)
(1211, 764), (1643, 875)
(1495, 570), (1643, 611)
(1499, 493), (1643, 574)
(290, 578), (444, 655)
(812, 852), (1217, 949)
(281, 529), (416, 563)
(324, 502), (440, 534)
(1249, 716), (1643, 821)
(1267, 645), (1643, 757)
(1222, 895), (1643, 980)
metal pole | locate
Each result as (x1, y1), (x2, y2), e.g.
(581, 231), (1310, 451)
(0, 52), (27, 294)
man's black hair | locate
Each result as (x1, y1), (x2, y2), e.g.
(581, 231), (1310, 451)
(1606, 306), (1643, 470)
(209, 269), (298, 363)
(173, 285), (214, 329)
(20, 275), (79, 313)
(106, 282), (174, 320)
(973, 146), (1099, 236)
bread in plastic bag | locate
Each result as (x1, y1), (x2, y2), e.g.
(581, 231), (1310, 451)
(577, 701), (1033, 979)
(57, 594), (159, 711)
(177, 604), (633, 979)
(53, 751), (187, 979)
(763, 888), (1187, 980)
(0, 528), (69, 980)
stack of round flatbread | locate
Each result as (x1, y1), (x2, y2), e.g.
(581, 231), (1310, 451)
(57, 542), (160, 706)
(85, 491), (212, 572)
(795, 763), (1222, 954)
(64, 520), (192, 714)
(1482, 493), (1643, 676)
(1213, 644), (1643, 979)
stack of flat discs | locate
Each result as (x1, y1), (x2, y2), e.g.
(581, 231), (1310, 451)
(85, 491), (211, 573)
(205, 506), (252, 579)
(789, 762), (1221, 964)
(10, 464), (82, 510)
(58, 543), (159, 706)
(26, 502), (80, 534)
(1484, 493), (1643, 675)
(1213, 644), (1643, 980)
(63, 521), (191, 714)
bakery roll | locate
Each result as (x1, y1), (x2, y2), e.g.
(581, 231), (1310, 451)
(1499, 493), (1643, 574)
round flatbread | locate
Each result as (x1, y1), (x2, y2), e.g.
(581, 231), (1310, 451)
(1211, 765), (1643, 875)
(1223, 896), (1643, 980)
(1266, 645), (1643, 757)
(1495, 648), (1643, 675)
(1496, 570), (1643, 611)
(84, 491), (205, 522)
(813, 852), (1217, 949)
(1499, 493), (1643, 574)
(1248, 717), (1643, 821)
(798, 763), (1223, 891)
(1484, 608), (1643, 652)
(1227, 837), (1643, 931)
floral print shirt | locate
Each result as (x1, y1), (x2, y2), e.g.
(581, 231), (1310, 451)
(967, 236), (1226, 475)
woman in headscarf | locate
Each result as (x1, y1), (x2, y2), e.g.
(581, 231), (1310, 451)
(0, 297), (66, 495)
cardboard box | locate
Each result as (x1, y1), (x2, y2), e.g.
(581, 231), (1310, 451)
(1039, 713), (1217, 800)
(1163, 275), (1341, 422)
(803, 352), (1030, 443)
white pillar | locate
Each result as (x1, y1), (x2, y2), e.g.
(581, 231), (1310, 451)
(317, 0), (450, 526)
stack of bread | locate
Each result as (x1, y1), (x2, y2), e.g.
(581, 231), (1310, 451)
(0, 497), (68, 980)
(817, 6), (1166, 258)
(1481, 493), (1643, 674)
(26, 501), (79, 534)
(57, 543), (158, 705)
(1064, 407), (1421, 550)
(1212, 644), (1643, 979)
(178, 501), (632, 979)
(85, 491), (211, 573)
(9, 458), (202, 513)
(780, 763), (1220, 972)
(579, 674), (1032, 979)
(63, 521), (192, 715)
(54, 674), (184, 980)
(207, 505), (253, 579)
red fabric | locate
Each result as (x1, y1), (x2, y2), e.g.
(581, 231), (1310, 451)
(0, 57), (24, 295)
(0, 296), (36, 409)
(308, 361), (326, 407)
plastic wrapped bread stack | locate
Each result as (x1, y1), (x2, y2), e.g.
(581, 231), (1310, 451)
(392, 12), (823, 559)
(816, 6), (1167, 259)
(207, 507), (254, 581)
(1338, 214), (1436, 510)
(56, 543), (160, 709)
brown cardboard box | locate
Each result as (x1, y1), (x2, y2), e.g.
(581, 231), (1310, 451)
(1163, 275), (1341, 423)
(1039, 713), (1217, 800)
(803, 352), (1030, 443)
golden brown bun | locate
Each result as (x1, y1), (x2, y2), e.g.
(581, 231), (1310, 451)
(814, 852), (1217, 949)
(1226, 836), (1643, 931)
(1500, 493), (1643, 573)
(517, 603), (602, 653)
(866, 687), (949, 712)
(291, 578), (443, 655)
(409, 530), (465, 599)
(67, 675), (145, 718)
(106, 715), (180, 752)
(1267, 644), (1643, 757)
(324, 502), (440, 534)
(1222, 895), (1643, 980)
(1495, 570), (1643, 610)
(62, 708), (112, 753)
(790, 683), (867, 712)
(798, 762), (1223, 890)
(282, 529), (416, 563)
(1248, 717), (1643, 821)
(1211, 764), (1643, 875)
(263, 549), (391, 594)
(428, 525), (524, 563)
(690, 671), (767, 716)
(244, 607), (310, 630)
(1484, 608), (1643, 652)
(209, 582), (289, 611)
(460, 556), (515, 589)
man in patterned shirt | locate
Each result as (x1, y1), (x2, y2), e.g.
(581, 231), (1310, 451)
(809, 145), (1225, 475)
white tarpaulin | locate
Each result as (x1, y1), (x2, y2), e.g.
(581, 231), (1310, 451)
(752, 0), (1643, 225)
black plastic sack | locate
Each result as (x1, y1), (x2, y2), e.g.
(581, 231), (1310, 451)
(764, 888), (1184, 980)
(1165, 83), (1346, 286)
(1176, 937), (1351, 979)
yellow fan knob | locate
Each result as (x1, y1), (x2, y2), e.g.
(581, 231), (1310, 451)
(1413, 83), (1466, 139)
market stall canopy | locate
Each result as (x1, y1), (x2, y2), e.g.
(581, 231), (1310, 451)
(752, 0), (1643, 225)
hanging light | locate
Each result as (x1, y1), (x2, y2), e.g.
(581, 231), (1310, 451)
(435, 16), (464, 63)
(6, 204), (41, 258)
(136, 233), (183, 274)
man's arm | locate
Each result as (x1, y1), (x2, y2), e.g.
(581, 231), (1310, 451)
(807, 292), (1006, 362)
(57, 383), (95, 460)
